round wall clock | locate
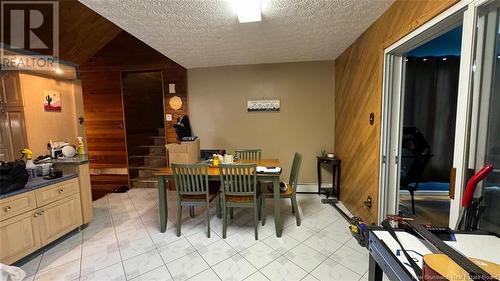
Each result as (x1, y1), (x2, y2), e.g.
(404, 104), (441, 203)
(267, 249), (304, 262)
(169, 95), (183, 110)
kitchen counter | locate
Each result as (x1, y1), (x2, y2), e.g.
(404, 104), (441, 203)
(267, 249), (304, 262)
(48, 155), (89, 165)
(0, 173), (78, 200)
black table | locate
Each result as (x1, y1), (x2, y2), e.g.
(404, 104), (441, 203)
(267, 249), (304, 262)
(316, 156), (341, 199)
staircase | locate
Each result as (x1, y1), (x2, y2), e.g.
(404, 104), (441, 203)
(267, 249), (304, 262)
(128, 128), (166, 188)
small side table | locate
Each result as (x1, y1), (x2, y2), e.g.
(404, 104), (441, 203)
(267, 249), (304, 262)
(317, 156), (341, 199)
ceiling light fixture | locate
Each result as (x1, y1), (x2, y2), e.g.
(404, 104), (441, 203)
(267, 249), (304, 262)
(234, 0), (262, 23)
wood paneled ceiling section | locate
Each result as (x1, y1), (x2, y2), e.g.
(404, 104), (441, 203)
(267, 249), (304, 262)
(0, 0), (120, 64)
(58, 0), (122, 65)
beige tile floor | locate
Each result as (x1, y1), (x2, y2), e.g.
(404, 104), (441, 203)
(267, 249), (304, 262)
(18, 188), (370, 281)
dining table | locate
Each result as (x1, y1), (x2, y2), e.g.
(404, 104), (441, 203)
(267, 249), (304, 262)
(155, 159), (285, 237)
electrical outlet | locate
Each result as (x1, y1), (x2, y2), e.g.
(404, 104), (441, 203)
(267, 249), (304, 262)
(364, 196), (372, 208)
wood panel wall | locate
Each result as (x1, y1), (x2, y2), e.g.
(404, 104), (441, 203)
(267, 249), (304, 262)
(80, 71), (127, 169)
(334, 0), (458, 223)
(80, 31), (187, 197)
(163, 67), (188, 143)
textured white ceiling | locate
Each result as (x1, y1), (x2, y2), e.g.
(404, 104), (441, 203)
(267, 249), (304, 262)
(79, 0), (394, 69)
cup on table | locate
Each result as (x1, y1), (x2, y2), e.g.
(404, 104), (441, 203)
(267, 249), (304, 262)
(223, 154), (234, 164)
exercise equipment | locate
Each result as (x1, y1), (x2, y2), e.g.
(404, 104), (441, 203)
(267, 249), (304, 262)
(400, 127), (433, 214)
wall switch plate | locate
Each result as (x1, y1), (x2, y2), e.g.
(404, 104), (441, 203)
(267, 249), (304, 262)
(165, 114), (172, 121)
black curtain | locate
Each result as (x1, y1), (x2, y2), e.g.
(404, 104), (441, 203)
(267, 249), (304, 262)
(404, 56), (460, 182)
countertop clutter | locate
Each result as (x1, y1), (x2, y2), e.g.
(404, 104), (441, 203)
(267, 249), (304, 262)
(0, 173), (78, 200)
(45, 155), (89, 165)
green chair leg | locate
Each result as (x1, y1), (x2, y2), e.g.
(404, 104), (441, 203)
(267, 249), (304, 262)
(253, 202), (258, 240)
(291, 197), (295, 213)
(189, 206), (195, 218)
(158, 177), (168, 233)
(206, 202), (211, 238)
(216, 194), (222, 219)
(222, 206), (227, 239)
(292, 195), (300, 226)
(230, 207), (234, 219)
(257, 196), (262, 220)
(261, 197), (266, 226)
(176, 204), (182, 237)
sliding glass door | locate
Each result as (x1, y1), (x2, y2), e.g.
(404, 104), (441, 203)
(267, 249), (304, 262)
(466, 0), (500, 233)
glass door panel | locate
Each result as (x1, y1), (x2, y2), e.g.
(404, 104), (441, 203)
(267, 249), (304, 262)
(468, 0), (500, 234)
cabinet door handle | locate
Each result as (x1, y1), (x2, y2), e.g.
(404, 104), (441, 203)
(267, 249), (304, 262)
(4, 206), (11, 212)
(40, 210), (45, 215)
(34, 212), (40, 217)
(58, 189), (64, 194)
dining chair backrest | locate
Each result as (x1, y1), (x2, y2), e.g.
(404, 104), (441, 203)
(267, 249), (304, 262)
(219, 164), (257, 196)
(235, 149), (262, 161)
(172, 163), (209, 196)
(289, 152), (302, 191)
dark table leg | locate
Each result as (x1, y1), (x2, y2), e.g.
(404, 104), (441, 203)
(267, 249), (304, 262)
(336, 163), (341, 200)
(317, 160), (322, 195)
(331, 163), (336, 199)
(369, 254), (383, 281)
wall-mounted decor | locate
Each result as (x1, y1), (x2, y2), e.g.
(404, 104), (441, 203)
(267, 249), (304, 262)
(169, 95), (183, 110)
(43, 90), (62, 112)
(168, 83), (176, 94)
(247, 99), (280, 112)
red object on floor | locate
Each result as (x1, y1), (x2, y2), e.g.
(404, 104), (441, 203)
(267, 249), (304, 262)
(461, 164), (493, 208)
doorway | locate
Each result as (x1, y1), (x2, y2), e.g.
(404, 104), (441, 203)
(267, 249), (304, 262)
(378, 6), (468, 227)
(380, 0), (500, 230)
(121, 71), (166, 188)
(398, 26), (463, 225)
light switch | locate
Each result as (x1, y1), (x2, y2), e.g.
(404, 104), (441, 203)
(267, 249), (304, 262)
(165, 114), (172, 122)
(168, 83), (176, 94)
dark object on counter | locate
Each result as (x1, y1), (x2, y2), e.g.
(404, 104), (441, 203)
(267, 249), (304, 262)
(43, 167), (63, 179)
(173, 115), (192, 142)
(34, 155), (52, 164)
(0, 160), (29, 195)
(112, 185), (129, 193)
(200, 149), (226, 161)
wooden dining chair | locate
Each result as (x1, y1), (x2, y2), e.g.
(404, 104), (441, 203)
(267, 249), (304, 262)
(235, 149), (262, 161)
(219, 164), (261, 240)
(172, 163), (220, 237)
(261, 152), (302, 226)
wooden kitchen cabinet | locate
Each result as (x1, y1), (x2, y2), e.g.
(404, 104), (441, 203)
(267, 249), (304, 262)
(0, 106), (28, 161)
(0, 72), (22, 107)
(0, 210), (41, 264)
(0, 113), (10, 161)
(0, 177), (85, 264)
(35, 178), (79, 207)
(37, 193), (82, 246)
(0, 191), (37, 221)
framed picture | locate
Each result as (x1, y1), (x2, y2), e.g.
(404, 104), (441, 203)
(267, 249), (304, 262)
(247, 99), (280, 112)
(43, 90), (62, 112)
